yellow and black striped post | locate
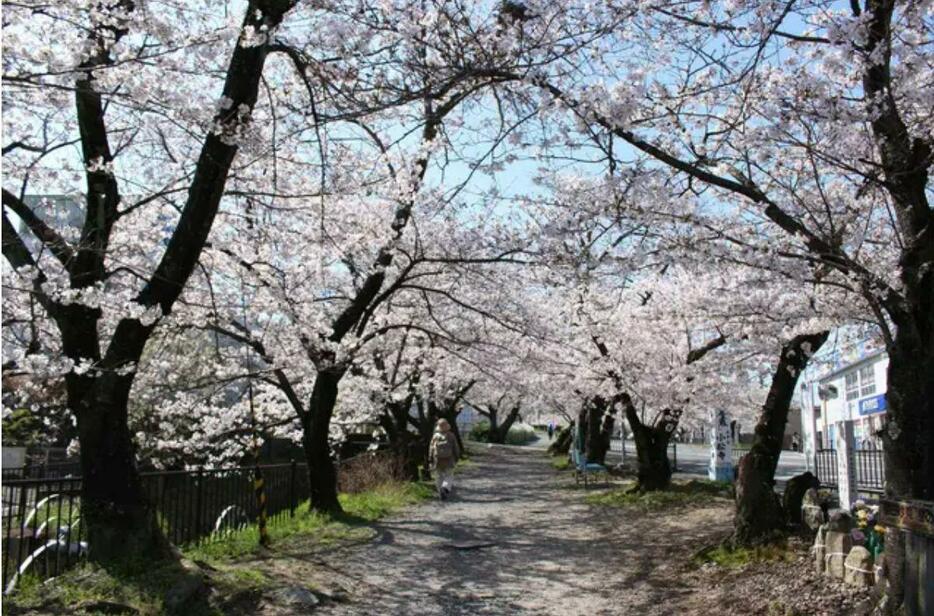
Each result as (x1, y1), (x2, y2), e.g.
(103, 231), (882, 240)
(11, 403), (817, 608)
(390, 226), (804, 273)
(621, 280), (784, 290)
(253, 462), (270, 547)
(248, 378), (270, 547)
(241, 284), (270, 547)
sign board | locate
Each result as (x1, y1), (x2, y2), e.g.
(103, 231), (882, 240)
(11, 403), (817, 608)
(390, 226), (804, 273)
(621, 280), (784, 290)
(858, 394), (887, 416)
(708, 409), (733, 482)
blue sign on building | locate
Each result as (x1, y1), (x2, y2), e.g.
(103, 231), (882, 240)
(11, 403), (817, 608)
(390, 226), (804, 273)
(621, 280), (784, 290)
(858, 394), (887, 416)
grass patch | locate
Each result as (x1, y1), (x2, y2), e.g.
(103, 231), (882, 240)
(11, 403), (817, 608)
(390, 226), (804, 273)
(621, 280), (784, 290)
(693, 540), (797, 569)
(9, 481), (434, 614)
(8, 560), (216, 616)
(339, 481), (434, 521)
(185, 480), (433, 563)
(551, 456), (571, 471)
(585, 479), (732, 512)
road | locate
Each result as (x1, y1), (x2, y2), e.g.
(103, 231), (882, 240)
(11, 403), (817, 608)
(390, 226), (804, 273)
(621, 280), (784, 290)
(606, 439), (809, 484)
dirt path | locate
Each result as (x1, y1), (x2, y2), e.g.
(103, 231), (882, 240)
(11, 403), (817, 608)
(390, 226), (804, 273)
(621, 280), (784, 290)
(292, 445), (731, 615)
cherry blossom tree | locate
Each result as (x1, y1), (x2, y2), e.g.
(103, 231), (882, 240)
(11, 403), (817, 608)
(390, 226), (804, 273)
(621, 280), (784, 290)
(1, 0), (307, 562)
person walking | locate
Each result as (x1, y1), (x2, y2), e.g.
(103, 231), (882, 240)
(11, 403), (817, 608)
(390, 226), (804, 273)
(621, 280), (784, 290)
(547, 422), (555, 441)
(791, 432), (801, 452)
(429, 418), (460, 500)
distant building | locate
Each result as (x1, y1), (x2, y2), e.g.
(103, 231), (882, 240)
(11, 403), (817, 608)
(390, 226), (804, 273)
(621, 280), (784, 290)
(797, 329), (887, 462)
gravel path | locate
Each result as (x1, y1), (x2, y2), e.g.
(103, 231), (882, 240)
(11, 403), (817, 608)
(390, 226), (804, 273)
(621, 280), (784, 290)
(305, 445), (731, 615)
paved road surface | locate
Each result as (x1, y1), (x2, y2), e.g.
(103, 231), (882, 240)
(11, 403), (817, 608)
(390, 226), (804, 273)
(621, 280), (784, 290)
(606, 440), (809, 484)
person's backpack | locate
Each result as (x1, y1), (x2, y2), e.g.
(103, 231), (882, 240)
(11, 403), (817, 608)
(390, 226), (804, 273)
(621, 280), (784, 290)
(434, 433), (455, 461)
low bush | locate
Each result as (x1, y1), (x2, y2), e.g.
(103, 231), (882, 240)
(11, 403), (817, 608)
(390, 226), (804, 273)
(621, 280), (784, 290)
(468, 421), (492, 442)
(504, 423), (537, 445)
(468, 421), (538, 445)
(337, 449), (408, 494)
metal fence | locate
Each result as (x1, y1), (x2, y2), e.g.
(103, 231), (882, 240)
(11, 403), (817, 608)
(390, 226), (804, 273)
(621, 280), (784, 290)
(815, 448), (839, 488)
(813, 448), (886, 494)
(609, 439), (678, 472)
(1, 461), (310, 591)
(854, 450), (885, 493)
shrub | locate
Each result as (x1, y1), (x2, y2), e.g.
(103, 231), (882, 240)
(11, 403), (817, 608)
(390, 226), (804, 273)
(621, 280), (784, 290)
(337, 450), (407, 494)
(467, 421), (537, 445)
(468, 421), (491, 442)
(504, 423), (537, 445)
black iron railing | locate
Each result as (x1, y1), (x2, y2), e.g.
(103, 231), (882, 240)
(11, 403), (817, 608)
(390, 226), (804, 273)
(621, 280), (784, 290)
(854, 449), (885, 493)
(1, 461), (309, 591)
(815, 448), (839, 488)
(812, 448), (885, 494)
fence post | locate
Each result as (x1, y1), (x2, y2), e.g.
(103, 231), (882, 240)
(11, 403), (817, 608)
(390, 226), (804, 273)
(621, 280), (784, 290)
(289, 459), (297, 518)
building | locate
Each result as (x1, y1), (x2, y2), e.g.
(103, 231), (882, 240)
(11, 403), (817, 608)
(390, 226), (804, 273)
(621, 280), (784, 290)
(797, 329), (887, 461)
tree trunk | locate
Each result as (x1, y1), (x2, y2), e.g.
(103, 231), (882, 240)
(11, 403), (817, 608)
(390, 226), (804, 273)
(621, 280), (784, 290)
(583, 396), (615, 465)
(78, 371), (169, 562)
(303, 368), (344, 513)
(622, 396), (672, 491)
(548, 423), (573, 456)
(492, 405), (521, 443)
(733, 331), (829, 546)
(881, 321), (934, 610)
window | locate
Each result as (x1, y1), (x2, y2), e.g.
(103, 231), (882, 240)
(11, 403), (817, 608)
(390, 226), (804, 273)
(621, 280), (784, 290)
(845, 371), (860, 400)
(859, 365), (876, 396)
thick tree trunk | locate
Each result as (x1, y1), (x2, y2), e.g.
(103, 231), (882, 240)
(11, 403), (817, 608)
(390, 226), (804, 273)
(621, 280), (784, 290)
(622, 396), (673, 491)
(548, 424), (573, 456)
(493, 405), (521, 443)
(583, 396), (615, 465)
(733, 331), (829, 546)
(77, 372), (168, 562)
(381, 400), (421, 481)
(881, 323), (934, 609)
(303, 369), (344, 513)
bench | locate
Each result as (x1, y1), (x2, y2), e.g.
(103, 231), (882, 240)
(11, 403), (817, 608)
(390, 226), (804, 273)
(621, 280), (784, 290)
(571, 448), (609, 488)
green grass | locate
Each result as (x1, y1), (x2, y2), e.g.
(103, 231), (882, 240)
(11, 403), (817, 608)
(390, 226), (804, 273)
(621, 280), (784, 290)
(338, 481), (435, 521)
(585, 479), (732, 512)
(185, 480), (434, 563)
(9, 560), (217, 616)
(693, 541), (797, 569)
(551, 456), (571, 470)
(8, 481), (435, 614)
